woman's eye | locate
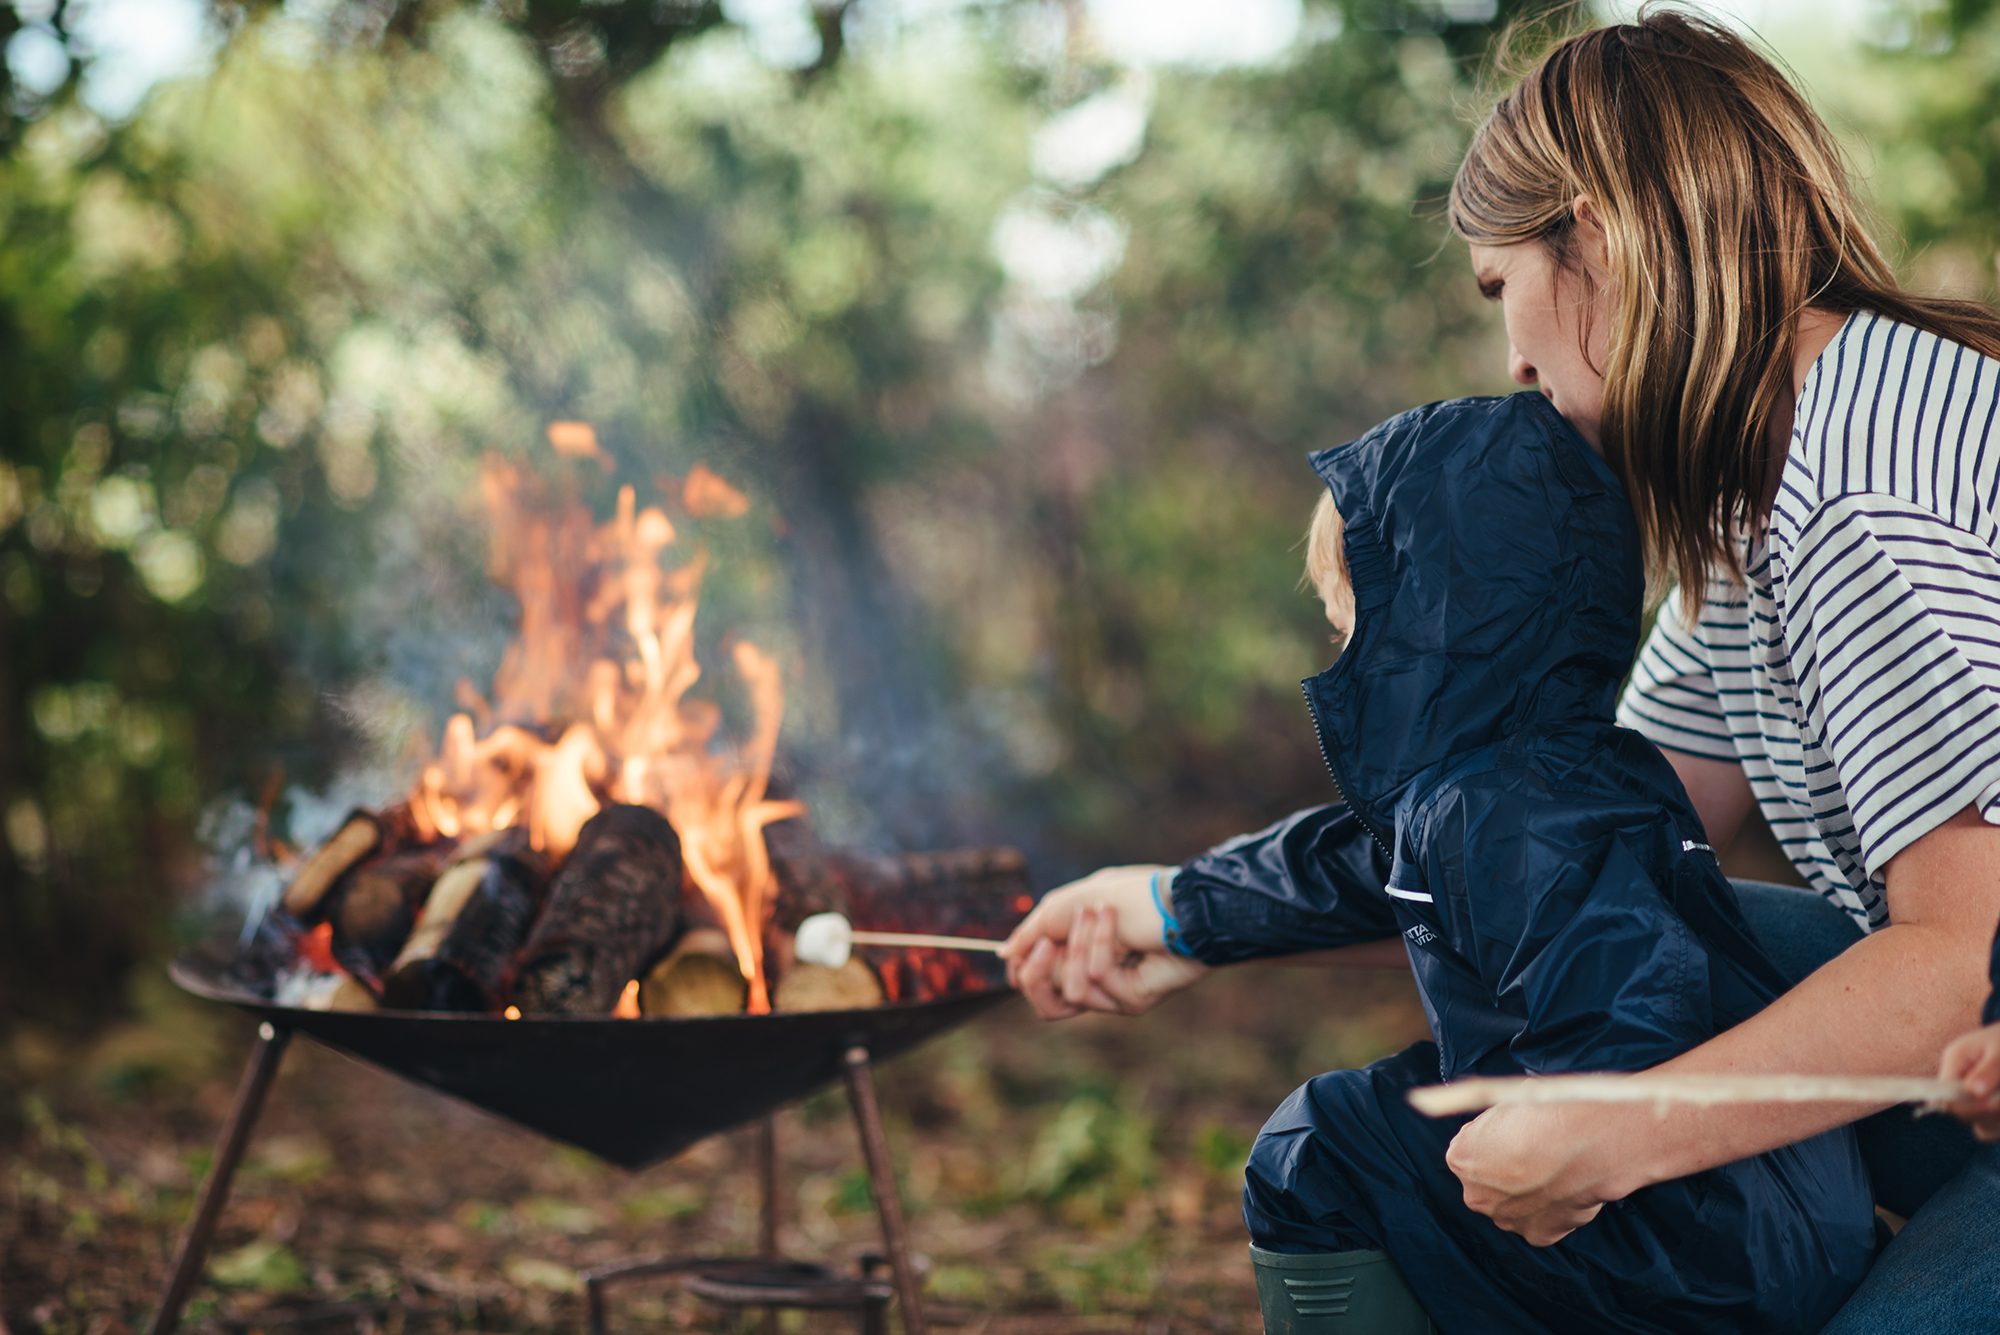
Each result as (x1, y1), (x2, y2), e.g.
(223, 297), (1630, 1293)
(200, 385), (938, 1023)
(1478, 278), (1504, 302)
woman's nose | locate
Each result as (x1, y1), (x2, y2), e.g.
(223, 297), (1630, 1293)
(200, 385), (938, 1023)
(1508, 345), (1538, 387)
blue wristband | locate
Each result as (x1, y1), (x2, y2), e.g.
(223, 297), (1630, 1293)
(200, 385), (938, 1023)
(1152, 869), (1193, 959)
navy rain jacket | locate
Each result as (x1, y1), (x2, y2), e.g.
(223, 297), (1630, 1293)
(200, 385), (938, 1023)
(1171, 394), (1877, 1334)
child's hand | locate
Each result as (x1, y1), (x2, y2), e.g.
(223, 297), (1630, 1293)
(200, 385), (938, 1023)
(1009, 907), (1211, 1018)
(1002, 865), (1171, 960)
(1939, 1022), (2000, 1141)
(1000, 867), (1210, 1018)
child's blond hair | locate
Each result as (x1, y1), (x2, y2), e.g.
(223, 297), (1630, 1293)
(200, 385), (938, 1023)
(1304, 490), (1348, 605)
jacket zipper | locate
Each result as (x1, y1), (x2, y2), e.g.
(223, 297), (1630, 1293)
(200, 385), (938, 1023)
(1301, 680), (1393, 856)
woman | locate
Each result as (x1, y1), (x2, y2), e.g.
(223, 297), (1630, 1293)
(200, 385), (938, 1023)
(1002, 12), (2000, 1330)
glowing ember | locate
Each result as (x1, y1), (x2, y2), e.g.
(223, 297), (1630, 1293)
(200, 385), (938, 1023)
(409, 437), (797, 1012)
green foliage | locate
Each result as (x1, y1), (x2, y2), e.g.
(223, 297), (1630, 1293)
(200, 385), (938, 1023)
(454, 1198), (512, 1234)
(208, 1237), (309, 1292)
(1029, 1235), (1158, 1312)
(500, 1253), (582, 1293)
(245, 1133), (334, 1187)
(1194, 1118), (1252, 1180)
(517, 1195), (606, 1235)
(1807, 3), (2000, 300)
(832, 1167), (878, 1215)
(619, 1183), (705, 1222)
(879, 1), (1539, 864)
(1022, 1085), (1156, 1220)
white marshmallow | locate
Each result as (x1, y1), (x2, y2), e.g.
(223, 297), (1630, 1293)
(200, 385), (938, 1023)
(793, 912), (853, 969)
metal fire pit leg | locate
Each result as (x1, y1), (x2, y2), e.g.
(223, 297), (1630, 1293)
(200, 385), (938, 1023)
(756, 1115), (779, 1335)
(147, 1021), (293, 1335)
(841, 1046), (926, 1335)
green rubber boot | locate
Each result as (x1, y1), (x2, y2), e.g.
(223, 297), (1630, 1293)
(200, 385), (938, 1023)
(1250, 1243), (1436, 1334)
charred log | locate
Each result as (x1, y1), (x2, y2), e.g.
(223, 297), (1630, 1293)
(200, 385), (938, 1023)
(514, 805), (683, 1014)
(379, 834), (548, 1012)
(432, 847), (548, 1009)
(327, 845), (453, 991)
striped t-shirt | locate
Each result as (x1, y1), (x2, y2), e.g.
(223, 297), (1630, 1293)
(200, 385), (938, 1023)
(1618, 311), (2000, 931)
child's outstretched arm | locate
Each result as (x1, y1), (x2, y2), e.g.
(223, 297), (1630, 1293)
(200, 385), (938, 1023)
(1000, 804), (1407, 1020)
(1938, 1024), (2000, 1140)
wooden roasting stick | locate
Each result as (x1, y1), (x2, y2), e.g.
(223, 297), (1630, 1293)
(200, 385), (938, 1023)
(850, 930), (1006, 951)
(792, 913), (1004, 970)
(1408, 1072), (1969, 1118)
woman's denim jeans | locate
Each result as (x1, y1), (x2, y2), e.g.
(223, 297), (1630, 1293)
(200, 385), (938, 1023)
(1734, 881), (2000, 1332)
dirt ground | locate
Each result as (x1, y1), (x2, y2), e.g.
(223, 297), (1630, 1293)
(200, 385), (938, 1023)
(0, 957), (1431, 1334)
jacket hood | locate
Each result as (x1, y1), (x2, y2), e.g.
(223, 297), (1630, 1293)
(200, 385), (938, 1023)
(1303, 392), (1644, 840)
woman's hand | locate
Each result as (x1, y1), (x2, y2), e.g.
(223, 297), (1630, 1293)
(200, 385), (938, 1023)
(1940, 1023), (2000, 1141)
(1444, 1103), (1622, 1246)
(999, 865), (1211, 1019)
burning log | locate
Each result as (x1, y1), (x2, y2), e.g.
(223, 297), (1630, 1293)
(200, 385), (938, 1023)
(772, 958), (884, 1013)
(378, 831), (549, 1012)
(642, 929), (748, 1017)
(231, 806), (432, 998)
(279, 811), (385, 921)
(431, 847), (548, 1009)
(328, 845), (454, 990)
(514, 804), (683, 1014)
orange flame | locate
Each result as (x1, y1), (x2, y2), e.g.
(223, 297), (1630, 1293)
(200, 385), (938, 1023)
(410, 439), (797, 1012)
(547, 421), (614, 471)
(683, 463), (751, 518)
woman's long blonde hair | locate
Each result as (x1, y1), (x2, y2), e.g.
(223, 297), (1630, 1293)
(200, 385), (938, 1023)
(1450, 8), (2000, 595)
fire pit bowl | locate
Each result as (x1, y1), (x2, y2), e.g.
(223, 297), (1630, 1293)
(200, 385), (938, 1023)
(171, 945), (1011, 1169)
(176, 840), (1027, 1167)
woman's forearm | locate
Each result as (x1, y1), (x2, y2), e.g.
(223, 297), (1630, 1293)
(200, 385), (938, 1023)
(1609, 808), (2000, 1191)
(1602, 917), (1989, 1195)
(1449, 807), (2000, 1245)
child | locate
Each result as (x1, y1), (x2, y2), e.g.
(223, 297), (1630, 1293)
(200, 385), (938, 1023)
(1939, 925), (2000, 1140)
(1012, 394), (1878, 1334)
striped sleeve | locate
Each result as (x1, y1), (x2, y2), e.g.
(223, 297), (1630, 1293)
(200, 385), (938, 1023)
(1617, 585), (1739, 761)
(1776, 492), (2000, 876)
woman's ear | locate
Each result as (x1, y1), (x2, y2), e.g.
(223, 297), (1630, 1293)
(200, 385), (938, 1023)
(1570, 194), (1609, 267)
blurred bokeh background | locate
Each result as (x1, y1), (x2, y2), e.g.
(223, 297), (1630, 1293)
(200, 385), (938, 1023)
(3, 0), (1998, 1326)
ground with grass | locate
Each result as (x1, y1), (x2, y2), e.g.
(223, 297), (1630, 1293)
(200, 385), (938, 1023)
(0, 958), (1430, 1334)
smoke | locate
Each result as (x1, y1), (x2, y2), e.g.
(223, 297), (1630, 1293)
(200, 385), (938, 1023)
(198, 767), (396, 929)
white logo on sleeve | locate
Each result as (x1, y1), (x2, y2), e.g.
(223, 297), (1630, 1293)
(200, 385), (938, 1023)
(1404, 922), (1439, 948)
